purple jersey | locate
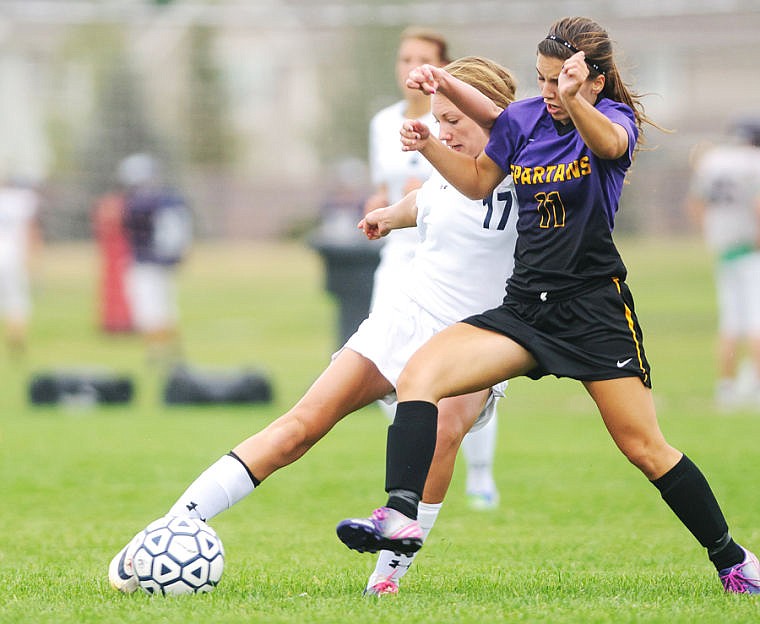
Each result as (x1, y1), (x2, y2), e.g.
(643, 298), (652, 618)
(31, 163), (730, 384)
(124, 188), (191, 266)
(485, 96), (637, 301)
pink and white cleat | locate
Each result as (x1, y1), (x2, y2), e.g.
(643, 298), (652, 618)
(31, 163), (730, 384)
(363, 576), (400, 597)
(719, 547), (760, 594)
(336, 507), (423, 556)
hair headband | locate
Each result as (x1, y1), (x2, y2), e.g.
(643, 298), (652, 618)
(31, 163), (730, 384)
(545, 34), (606, 76)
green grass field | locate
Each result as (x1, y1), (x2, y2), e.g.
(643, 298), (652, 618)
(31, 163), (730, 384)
(2, 238), (759, 623)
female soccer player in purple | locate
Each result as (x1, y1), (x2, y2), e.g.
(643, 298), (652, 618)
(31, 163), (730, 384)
(336, 16), (760, 594)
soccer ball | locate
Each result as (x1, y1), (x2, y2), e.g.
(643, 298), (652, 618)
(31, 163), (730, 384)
(130, 516), (225, 595)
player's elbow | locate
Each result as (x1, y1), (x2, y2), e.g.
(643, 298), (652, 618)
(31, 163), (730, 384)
(595, 127), (629, 160)
(460, 156), (502, 200)
(462, 184), (493, 200)
(598, 142), (627, 160)
(463, 189), (487, 201)
(461, 174), (497, 201)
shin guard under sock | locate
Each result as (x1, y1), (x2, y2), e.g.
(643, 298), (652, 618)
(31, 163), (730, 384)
(652, 454), (743, 570)
(384, 401), (438, 519)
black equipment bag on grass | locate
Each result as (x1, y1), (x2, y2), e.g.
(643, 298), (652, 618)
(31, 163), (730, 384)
(29, 370), (134, 405)
(163, 365), (273, 405)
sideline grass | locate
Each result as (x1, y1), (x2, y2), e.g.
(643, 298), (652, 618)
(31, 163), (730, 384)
(1, 238), (759, 623)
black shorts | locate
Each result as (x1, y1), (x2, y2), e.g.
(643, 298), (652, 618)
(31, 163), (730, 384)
(462, 278), (652, 387)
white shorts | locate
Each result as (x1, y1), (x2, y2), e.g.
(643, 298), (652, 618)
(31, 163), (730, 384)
(716, 252), (760, 336)
(0, 259), (30, 320)
(369, 233), (417, 311)
(338, 294), (506, 433)
(127, 262), (178, 332)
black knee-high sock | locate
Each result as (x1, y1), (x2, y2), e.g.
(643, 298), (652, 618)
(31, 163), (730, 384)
(652, 454), (744, 570)
(384, 401), (438, 519)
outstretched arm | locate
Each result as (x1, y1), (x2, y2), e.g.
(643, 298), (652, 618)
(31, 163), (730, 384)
(358, 190), (419, 240)
(400, 118), (505, 200)
(559, 52), (629, 160)
(406, 64), (503, 129)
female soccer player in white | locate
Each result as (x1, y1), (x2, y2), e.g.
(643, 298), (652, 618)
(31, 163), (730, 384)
(366, 27), (501, 509)
(109, 55), (519, 597)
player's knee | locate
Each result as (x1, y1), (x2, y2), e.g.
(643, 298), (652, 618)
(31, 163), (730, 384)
(396, 361), (445, 401)
(434, 421), (464, 455)
(619, 439), (666, 479)
(437, 409), (470, 444)
(267, 412), (316, 463)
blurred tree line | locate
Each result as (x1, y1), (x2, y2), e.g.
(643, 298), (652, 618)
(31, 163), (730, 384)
(2, 2), (757, 240)
(35, 12), (398, 240)
(45, 20), (237, 239)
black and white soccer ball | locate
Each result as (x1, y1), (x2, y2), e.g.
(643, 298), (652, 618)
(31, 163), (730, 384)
(130, 516), (225, 595)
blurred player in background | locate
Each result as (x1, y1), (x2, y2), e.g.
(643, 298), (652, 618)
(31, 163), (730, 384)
(0, 175), (41, 356)
(119, 153), (192, 365)
(367, 25), (501, 511)
(364, 26), (449, 305)
(109, 56), (519, 597)
(687, 119), (760, 411)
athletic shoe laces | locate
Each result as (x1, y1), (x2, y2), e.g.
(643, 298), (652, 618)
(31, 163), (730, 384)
(370, 579), (399, 595)
(721, 568), (760, 593)
(720, 554), (760, 594)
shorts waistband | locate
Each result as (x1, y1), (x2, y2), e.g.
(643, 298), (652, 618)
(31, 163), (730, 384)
(506, 278), (613, 303)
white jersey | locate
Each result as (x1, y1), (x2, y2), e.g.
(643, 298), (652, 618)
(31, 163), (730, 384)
(0, 186), (37, 267)
(400, 171), (518, 324)
(368, 100), (437, 308)
(0, 185), (38, 318)
(343, 171), (518, 399)
(690, 144), (760, 255)
(369, 100), (436, 205)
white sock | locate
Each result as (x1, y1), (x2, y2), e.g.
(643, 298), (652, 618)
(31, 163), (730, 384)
(167, 453), (257, 521)
(376, 399), (395, 421)
(461, 416), (497, 495)
(367, 501), (442, 587)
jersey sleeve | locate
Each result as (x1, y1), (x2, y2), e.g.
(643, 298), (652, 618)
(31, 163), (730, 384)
(484, 108), (514, 174)
(600, 99), (638, 168)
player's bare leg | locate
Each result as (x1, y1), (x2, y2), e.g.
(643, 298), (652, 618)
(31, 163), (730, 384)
(365, 390), (491, 594)
(586, 377), (760, 593)
(337, 324), (532, 556)
(110, 349), (392, 592)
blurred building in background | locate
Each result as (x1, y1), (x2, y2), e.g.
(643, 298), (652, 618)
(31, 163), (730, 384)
(0, 0), (758, 240)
